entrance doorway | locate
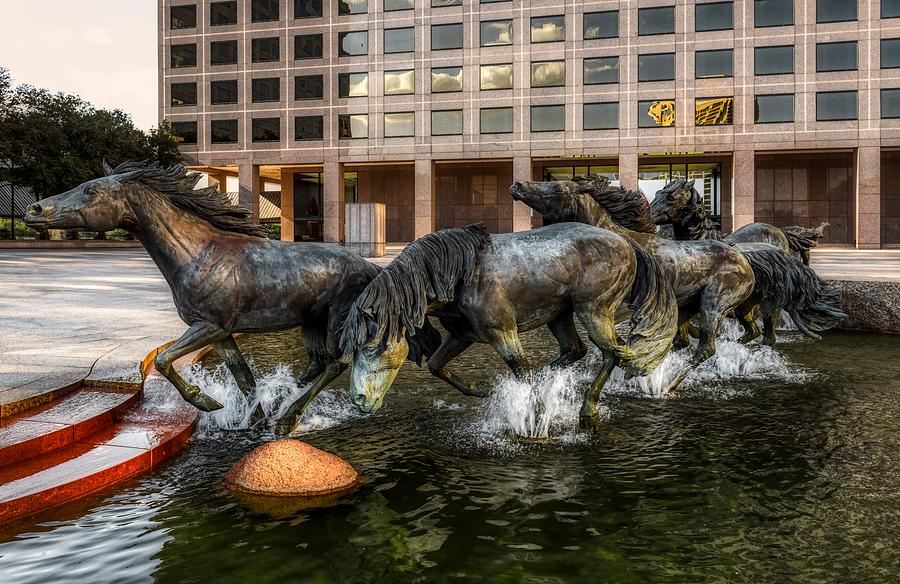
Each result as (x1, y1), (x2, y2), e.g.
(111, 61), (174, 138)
(293, 172), (323, 241)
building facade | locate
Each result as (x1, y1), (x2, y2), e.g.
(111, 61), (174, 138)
(159, 0), (900, 247)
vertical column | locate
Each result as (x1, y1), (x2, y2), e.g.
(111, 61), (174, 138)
(323, 161), (343, 244)
(732, 148), (755, 231)
(512, 156), (533, 232)
(237, 163), (261, 224)
(280, 170), (295, 242)
(414, 159), (435, 239)
(618, 152), (639, 191)
(856, 146), (881, 249)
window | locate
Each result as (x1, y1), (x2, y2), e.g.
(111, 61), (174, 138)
(639, 6), (675, 35)
(295, 34), (323, 59)
(531, 105), (565, 132)
(384, 70), (415, 95)
(339, 114), (368, 138)
(339, 31), (368, 56)
(695, 96), (734, 125)
(584, 11), (618, 39)
(817, 0), (856, 23)
(755, 45), (793, 75)
(432, 23), (463, 50)
(584, 102), (618, 130)
(295, 75), (324, 100)
(816, 42), (857, 72)
(816, 91), (858, 121)
(171, 121), (197, 145)
(432, 110), (463, 135)
(885, 0), (900, 18)
(882, 88), (900, 118)
(211, 119), (238, 143)
(696, 2), (733, 32)
(481, 20), (513, 47)
(338, 72), (368, 97)
(384, 112), (415, 137)
(385, 27), (414, 53)
(881, 39), (900, 68)
(531, 61), (566, 88)
(638, 53), (675, 82)
(295, 116), (324, 140)
(252, 78), (280, 102)
(210, 40), (238, 65)
(432, 0), (462, 6)
(531, 16), (565, 43)
(171, 5), (197, 29)
(339, 0), (367, 14)
(171, 44), (197, 68)
(584, 57), (619, 85)
(171, 82), (197, 106)
(252, 118), (280, 142)
(755, 0), (793, 27)
(252, 38), (280, 62)
(211, 80), (238, 104)
(480, 64), (513, 90)
(251, 0), (279, 22)
(755, 94), (794, 123)
(695, 49), (733, 78)
(385, 0), (414, 10)
(294, 0), (323, 18)
(210, 2), (238, 25)
(638, 99), (676, 127)
(480, 107), (513, 133)
(432, 66), (463, 92)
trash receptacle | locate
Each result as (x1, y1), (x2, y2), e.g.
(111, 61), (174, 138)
(344, 202), (386, 258)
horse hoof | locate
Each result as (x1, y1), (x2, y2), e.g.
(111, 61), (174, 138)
(193, 393), (224, 412)
(249, 403), (266, 424)
(578, 414), (601, 434)
(274, 416), (298, 436)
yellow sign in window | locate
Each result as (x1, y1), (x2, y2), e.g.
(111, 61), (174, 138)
(695, 97), (734, 126)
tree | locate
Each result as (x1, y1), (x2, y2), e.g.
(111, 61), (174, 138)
(0, 68), (183, 199)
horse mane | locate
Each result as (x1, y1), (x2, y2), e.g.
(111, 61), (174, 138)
(339, 224), (492, 359)
(589, 184), (657, 234)
(108, 161), (268, 238)
(659, 178), (722, 241)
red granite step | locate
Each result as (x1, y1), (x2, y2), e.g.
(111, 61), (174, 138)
(0, 386), (142, 468)
(0, 348), (203, 524)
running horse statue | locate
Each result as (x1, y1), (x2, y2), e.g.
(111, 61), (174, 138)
(651, 179), (829, 265)
(339, 223), (678, 430)
(23, 161), (438, 435)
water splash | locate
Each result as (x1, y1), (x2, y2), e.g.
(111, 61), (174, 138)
(182, 363), (360, 434)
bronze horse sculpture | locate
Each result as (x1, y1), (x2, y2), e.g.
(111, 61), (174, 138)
(339, 223), (678, 430)
(23, 161), (438, 435)
(652, 179), (829, 265)
(510, 177), (761, 393)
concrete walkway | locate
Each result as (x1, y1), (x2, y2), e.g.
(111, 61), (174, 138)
(1, 245), (897, 404)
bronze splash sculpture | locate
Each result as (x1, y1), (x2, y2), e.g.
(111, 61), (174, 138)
(23, 161), (438, 435)
(651, 179), (828, 265)
(340, 223), (678, 430)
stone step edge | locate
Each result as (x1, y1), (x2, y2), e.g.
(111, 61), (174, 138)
(0, 340), (210, 525)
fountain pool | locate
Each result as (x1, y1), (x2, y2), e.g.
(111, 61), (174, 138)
(1, 328), (898, 583)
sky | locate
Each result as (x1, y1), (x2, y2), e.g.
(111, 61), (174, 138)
(0, 1), (159, 130)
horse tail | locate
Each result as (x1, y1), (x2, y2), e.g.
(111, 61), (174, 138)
(623, 239), (679, 376)
(782, 222), (829, 265)
(741, 246), (846, 339)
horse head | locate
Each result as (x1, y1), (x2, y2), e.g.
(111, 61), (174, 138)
(509, 175), (609, 224)
(24, 161), (142, 232)
(648, 179), (699, 226)
(346, 315), (410, 413)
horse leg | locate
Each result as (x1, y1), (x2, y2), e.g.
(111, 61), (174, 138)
(663, 306), (727, 395)
(213, 334), (265, 424)
(489, 329), (533, 380)
(274, 360), (347, 436)
(672, 322), (691, 349)
(297, 329), (327, 386)
(154, 323), (228, 412)
(427, 336), (483, 397)
(545, 311), (587, 369)
(735, 303), (762, 344)
(574, 310), (620, 433)
(761, 311), (779, 346)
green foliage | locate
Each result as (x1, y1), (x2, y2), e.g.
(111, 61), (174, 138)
(0, 218), (40, 239)
(262, 222), (282, 240)
(0, 68), (183, 199)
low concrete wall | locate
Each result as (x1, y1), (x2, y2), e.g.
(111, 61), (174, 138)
(827, 280), (900, 334)
(0, 240), (142, 249)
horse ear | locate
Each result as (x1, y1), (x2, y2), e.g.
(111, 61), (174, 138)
(102, 160), (116, 176)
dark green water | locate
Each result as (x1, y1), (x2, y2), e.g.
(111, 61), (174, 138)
(1, 329), (898, 583)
